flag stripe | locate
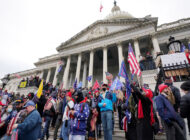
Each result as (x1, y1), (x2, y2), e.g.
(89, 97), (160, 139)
(127, 44), (141, 76)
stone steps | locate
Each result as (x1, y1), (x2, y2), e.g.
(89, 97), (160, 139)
(47, 113), (167, 140)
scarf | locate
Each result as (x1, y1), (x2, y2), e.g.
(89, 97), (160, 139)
(138, 88), (155, 126)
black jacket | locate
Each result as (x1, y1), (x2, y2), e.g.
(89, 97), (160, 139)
(180, 92), (190, 118)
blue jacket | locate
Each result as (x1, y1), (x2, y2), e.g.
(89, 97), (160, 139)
(70, 103), (89, 135)
(98, 91), (116, 112)
(17, 109), (42, 140)
(155, 94), (183, 127)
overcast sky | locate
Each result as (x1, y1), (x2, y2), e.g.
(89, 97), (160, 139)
(0, 0), (190, 79)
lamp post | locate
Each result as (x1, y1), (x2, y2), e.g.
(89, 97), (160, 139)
(1, 74), (10, 89)
(167, 36), (182, 53)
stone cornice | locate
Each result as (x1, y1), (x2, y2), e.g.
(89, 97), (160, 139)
(57, 18), (158, 51)
(34, 54), (61, 66)
(156, 22), (190, 36)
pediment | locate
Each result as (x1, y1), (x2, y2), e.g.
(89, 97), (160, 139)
(57, 18), (157, 51)
(72, 24), (135, 45)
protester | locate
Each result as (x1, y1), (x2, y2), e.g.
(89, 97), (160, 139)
(98, 84), (116, 140)
(155, 84), (186, 140)
(61, 91), (74, 140)
(69, 91), (89, 140)
(12, 101), (42, 140)
(180, 81), (190, 135)
(130, 84), (154, 140)
(41, 93), (56, 140)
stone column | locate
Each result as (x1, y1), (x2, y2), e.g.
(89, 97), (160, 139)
(52, 63), (59, 86)
(103, 47), (108, 84)
(117, 43), (124, 68)
(152, 35), (161, 57)
(88, 50), (94, 88)
(134, 39), (141, 62)
(82, 62), (87, 88)
(46, 68), (51, 83)
(117, 43), (125, 82)
(63, 56), (71, 89)
(39, 70), (44, 79)
(75, 53), (82, 82)
(69, 73), (73, 88)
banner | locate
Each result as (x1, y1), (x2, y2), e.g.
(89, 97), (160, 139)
(19, 81), (27, 88)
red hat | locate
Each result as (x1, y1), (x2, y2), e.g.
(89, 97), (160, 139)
(66, 92), (72, 97)
(88, 91), (91, 95)
(0, 101), (5, 106)
(94, 90), (99, 94)
(142, 88), (153, 99)
(158, 84), (168, 93)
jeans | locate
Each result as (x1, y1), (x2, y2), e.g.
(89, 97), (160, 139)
(0, 135), (11, 140)
(61, 120), (70, 140)
(101, 111), (113, 140)
(53, 117), (62, 139)
(69, 135), (85, 140)
(41, 116), (52, 139)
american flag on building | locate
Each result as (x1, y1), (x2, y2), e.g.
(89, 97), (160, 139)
(127, 43), (141, 77)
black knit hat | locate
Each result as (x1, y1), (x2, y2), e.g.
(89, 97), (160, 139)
(180, 81), (190, 91)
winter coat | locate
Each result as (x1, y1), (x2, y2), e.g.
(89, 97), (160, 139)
(131, 86), (153, 140)
(180, 92), (190, 118)
(98, 91), (116, 112)
(155, 94), (183, 128)
(70, 103), (89, 135)
(17, 109), (42, 140)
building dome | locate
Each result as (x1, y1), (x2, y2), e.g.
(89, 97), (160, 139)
(106, 1), (134, 20)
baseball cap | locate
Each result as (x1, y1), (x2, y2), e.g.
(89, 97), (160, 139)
(23, 101), (35, 108)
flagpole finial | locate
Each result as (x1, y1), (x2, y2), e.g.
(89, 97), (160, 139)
(114, 0), (117, 6)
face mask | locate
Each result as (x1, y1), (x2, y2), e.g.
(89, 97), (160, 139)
(102, 88), (106, 92)
(7, 108), (12, 113)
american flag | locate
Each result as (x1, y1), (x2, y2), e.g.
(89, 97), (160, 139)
(105, 72), (113, 80)
(100, 3), (103, 12)
(58, 60), (63, 65)
(128, 43), (141, 77)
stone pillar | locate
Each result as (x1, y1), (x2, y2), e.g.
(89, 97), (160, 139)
(39, 70), (44, 79)
(52, 63), (59, 86)
(134, 39), (141, 62)
(69, 73), (73, 88)
(117, 43), (124, 68)
(82, 62), (87, 88)
(152, 35), (161, 56)
(63, 56), (71, 89)
(88, 50), (94, 88)
(75, 53), (82, 82)
(103, 47), (108, 84)
(117, 43), (125, 82)
(46, 68), (51, 83)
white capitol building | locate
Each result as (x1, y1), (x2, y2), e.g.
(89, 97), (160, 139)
(2, 2), (190, 95)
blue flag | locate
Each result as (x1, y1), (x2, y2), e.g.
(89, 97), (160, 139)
(110, 77), (123, 91)
(118, 60), (131, 105)
(57, 65), (63, 73)
(181, 44), (186, 52)
(77, 81), (82, 89)
(73, 79), (77, 89)
(87, 75), (92, 82)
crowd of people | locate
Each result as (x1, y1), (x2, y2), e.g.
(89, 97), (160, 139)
(0, 77), (190, 140)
